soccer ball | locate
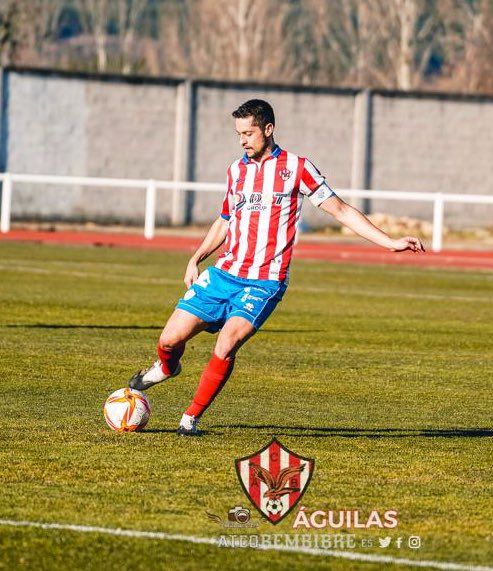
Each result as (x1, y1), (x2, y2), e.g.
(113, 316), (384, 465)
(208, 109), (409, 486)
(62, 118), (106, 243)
(266, 499), (284, 515)
(103, 388), (151, 432)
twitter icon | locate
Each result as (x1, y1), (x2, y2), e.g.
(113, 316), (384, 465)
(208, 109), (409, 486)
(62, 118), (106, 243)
(378, 537), (392, 548)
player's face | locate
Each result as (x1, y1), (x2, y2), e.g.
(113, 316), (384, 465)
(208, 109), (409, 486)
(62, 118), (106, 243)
(235, 116), (273, 160)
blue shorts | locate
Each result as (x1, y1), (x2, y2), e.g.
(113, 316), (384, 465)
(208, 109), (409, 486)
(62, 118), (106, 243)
(176, 267), (287, 332)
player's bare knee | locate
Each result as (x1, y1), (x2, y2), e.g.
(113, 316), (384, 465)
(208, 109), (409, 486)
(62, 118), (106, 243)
(214, 340), (235, 360)
(214, 347), (236, 360)
(158, 335), (182, 351)
(214, 334), (243, 360)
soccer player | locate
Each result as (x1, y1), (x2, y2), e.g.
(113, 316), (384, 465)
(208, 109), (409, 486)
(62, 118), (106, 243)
(129, 99), (425, 436)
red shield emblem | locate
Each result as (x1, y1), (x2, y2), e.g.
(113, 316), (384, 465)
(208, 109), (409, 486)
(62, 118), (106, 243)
(279, 168), (292, 181)
(235, 438), (315, 525)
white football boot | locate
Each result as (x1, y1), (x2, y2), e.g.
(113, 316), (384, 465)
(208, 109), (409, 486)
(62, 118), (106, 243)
(176, 413), (202, 436)
(129, 360), (182, 391)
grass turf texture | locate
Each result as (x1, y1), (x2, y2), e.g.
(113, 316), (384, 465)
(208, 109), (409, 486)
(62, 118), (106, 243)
(0, 241), (492, 570)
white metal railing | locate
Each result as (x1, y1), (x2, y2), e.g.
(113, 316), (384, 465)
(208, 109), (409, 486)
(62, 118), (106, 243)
(1, 172), (492, 252)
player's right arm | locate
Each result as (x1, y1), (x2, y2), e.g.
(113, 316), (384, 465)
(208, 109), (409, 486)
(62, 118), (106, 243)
(184, 166), (234, 288)
(184, 216), (229, 288)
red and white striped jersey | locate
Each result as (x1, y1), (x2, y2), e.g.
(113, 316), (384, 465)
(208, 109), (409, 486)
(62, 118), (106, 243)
(215, 145), (335, 282)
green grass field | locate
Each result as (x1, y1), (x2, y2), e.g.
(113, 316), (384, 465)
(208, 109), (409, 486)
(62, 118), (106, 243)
(1, 241), (492, 571)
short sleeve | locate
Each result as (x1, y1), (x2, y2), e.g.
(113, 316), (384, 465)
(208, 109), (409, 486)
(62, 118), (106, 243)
(220, 168), (233, 220)
(299, 159), (336, 207)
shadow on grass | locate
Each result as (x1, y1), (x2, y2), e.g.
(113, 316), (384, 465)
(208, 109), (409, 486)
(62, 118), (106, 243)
(260, 329), (328, 333)
(142, 428), (213, 436)
(3, 324), (326, 333)
(141, 428), (180, 434)
(3, 324), (160, 330)
(209, 425), (493, 438)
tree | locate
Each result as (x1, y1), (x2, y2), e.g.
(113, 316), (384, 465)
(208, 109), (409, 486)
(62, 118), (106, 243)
(439, 0), (493, 92)
(0, 0), (23, 66)
(0, 0), (491, 95)
(117, 0), (148, 74)
(156, 0), (292, 82)
(303, 0), (441, 90)
(76, 0), (111, 72)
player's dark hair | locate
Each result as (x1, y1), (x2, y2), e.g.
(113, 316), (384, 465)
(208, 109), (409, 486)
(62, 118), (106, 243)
(232, 99), (275, 130)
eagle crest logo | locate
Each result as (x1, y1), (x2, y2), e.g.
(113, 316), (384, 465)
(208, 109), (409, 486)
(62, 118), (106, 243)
(235, 438), (315, 525)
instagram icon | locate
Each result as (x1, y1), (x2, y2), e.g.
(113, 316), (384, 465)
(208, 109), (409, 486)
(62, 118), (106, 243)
(408, 536), (422, 549)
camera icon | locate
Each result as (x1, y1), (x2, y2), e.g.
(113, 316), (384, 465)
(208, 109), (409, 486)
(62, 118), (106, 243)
(408, 536), (421, 549)
(228, 506), (251, 524)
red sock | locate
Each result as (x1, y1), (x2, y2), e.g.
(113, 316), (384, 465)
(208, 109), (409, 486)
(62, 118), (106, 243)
(185, 353), (235, 418)
(157, 342), (185, 376)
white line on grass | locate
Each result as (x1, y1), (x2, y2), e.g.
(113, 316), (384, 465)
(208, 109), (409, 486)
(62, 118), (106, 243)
(2, 264), (492, 303)
(0, 519), (491, 571)
(0, 264), (179, 285)
(289, 285), (493, 304)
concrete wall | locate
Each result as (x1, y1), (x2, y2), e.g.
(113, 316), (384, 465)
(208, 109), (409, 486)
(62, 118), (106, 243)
(1, 68), (492, 229)
(3, 70), (179, 224)
(370, 92), (493, 227)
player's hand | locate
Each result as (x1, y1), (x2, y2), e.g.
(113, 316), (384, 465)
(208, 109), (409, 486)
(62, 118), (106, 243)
(390, 236), (426, 253)
(184, 260), (199, 288)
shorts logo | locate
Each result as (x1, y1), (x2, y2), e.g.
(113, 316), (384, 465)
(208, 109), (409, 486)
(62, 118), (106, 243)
(279, 168), (292, 181)
(240, 287), (265, 304)
(240, 287), (251, 303)
(235, 438), (315, 525)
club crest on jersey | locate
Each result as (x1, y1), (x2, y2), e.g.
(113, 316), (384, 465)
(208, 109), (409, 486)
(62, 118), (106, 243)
(235, 438), (315, 525)
(278, 168), (292, 181)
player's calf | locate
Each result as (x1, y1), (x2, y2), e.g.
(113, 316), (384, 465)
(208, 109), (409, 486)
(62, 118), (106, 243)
(176, 353), (235, 436)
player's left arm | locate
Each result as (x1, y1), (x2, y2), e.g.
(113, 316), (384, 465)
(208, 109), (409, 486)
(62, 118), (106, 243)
(319, 195), (425, 253)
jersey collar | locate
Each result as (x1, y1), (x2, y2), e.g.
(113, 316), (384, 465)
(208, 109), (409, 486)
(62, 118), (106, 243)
(242, 144), (282, 165)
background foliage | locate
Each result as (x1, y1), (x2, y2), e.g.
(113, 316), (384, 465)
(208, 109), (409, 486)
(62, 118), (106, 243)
(0, 0), (492, 93)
